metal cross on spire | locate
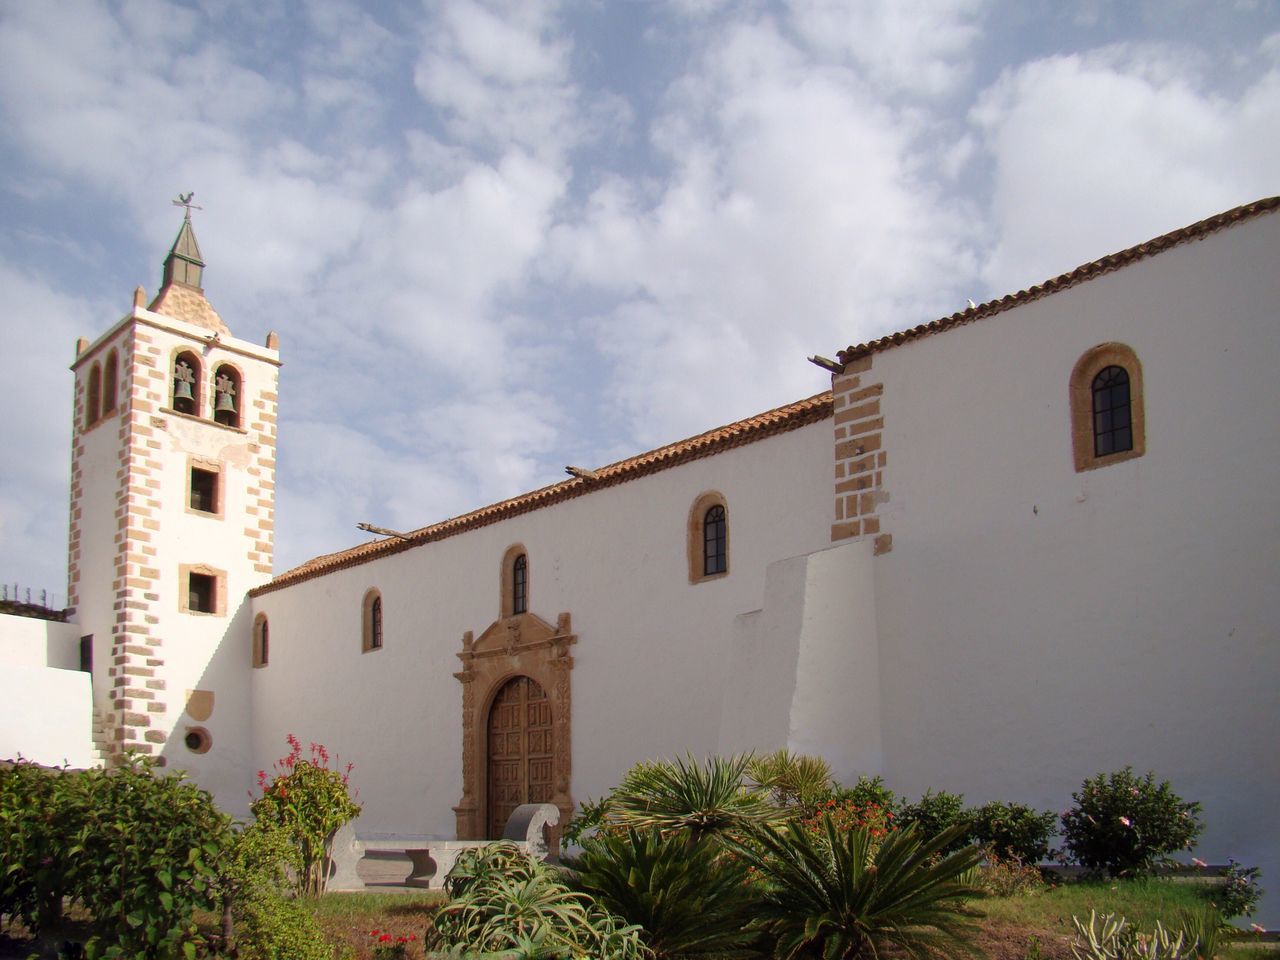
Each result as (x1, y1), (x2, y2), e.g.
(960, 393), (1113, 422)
(172, 192), (203, 222)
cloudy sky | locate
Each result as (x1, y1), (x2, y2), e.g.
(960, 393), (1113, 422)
(1, 0), (1277, 604)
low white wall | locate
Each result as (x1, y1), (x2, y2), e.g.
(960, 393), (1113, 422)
(786, 541), (881, 784)
(0, 664), (97, 768)
(0, 613), (81, 669)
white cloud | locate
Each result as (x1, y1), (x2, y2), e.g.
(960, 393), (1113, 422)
(413, 0), (582, 162)
(972, 43), (1280, 292)
(787, 0), (986, 98)
(550, 16), (979, 445)
(0, 264), (98, 599)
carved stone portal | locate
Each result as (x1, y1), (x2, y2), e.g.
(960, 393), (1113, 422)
(453, 611), (575, 845)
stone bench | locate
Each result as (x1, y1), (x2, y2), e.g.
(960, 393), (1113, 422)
(328, 802), (561, 891)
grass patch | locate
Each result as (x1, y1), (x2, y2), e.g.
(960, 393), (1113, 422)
(982, 876), (1210, 931)
(303, 891), (444, 960)
(977, 878), (1272, 960)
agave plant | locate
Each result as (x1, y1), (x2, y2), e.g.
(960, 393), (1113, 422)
(428, 841), (650, 960)
(732, 817), (985, 959)
(610, 753), (779, 844)
(747, 749), (834, 811)
(1176, 904), (1228, 960)
(570, 828), (760, 958)
(1071, 910), (1191, 960)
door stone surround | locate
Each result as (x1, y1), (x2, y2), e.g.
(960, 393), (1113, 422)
(453, 611), (575, 842)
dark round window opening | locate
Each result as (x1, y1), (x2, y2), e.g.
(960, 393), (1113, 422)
(184, 727), (212, 754)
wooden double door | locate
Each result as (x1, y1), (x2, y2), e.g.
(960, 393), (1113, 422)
(486, 675), (554, 838)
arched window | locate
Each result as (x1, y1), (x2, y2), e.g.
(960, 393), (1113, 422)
(500, 544), (530, 617)
(102, 350), (118, 415)
(85, 363), (102, 429)
(1070, 343), (1145, 472)
(687, 492), (729, 583)
(512, 554), (528, 615)
(173, 351), (201, 416)
(213, 364), (241, 428)
(1092, 366), (1131, 456)
(704, 505), (727, 576)
(253, 614), (269, 668)
(362, 589), (384, 652)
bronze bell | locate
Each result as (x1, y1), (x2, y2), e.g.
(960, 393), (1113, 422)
(173, 378), (194, 402)
(215, 388), (236, 413)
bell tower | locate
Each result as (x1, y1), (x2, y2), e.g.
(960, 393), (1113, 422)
(68, 197), (280, 807)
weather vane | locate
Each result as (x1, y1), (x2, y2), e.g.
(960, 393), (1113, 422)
(172, 192), (203, 222)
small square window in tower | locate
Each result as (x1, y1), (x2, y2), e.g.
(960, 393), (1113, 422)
(188, 573), (215, 613)
(190, 468), (218, 513)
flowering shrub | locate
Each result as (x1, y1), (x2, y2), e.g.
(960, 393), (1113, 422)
(1060, 768), (1203, 878)
(799, 796), (895, 858)
(1207, 859), (1263, 919)
(250, 734), (360, 895)
(369, 929), (417, 959)
(838, 774), (900, 816)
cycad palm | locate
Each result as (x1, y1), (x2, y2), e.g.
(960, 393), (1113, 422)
(610, 754), (778, 844)
(733, 818), (985, 959)
(571, 828), (760, 958)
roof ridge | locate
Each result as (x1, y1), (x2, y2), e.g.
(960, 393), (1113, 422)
(837, 195), (1280, 362)
(252, 390), (833, 596)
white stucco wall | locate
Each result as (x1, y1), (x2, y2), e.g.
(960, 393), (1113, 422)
(0, 627), (96, 770)
(0, 612), (81, 670)
(867, 209), (1280, 920)
(719, 539), (881, 786)
(251, 416), (834, 836)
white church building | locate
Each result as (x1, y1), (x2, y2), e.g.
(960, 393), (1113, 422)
(2, 196), (1277, 919)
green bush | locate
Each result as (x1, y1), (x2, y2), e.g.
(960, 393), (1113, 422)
(250, 735), (361, 896)
(211, 822), (335, 960)
(970, 801), (1057, 864)
(974, 850), (1046, 897)
(1060, 769), (1204, 878)
(0, 755), (235, 959)
(1207, 859), (1263, 919)
(0, 759), (69, 932)
(562, 795), (613, 847)
(898, 789), (973, 855)
(570, 828), (758, 958)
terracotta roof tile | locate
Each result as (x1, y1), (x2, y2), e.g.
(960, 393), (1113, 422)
(251, 390), (834, 596)
(837, 195), (1280, 364)
(148, 283), (230, 335)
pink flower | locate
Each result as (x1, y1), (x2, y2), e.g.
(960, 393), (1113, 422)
(1251, 924), (1266, 934)
(1119, 816), (1131, 827)
(1192, 858), (1207, 868)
